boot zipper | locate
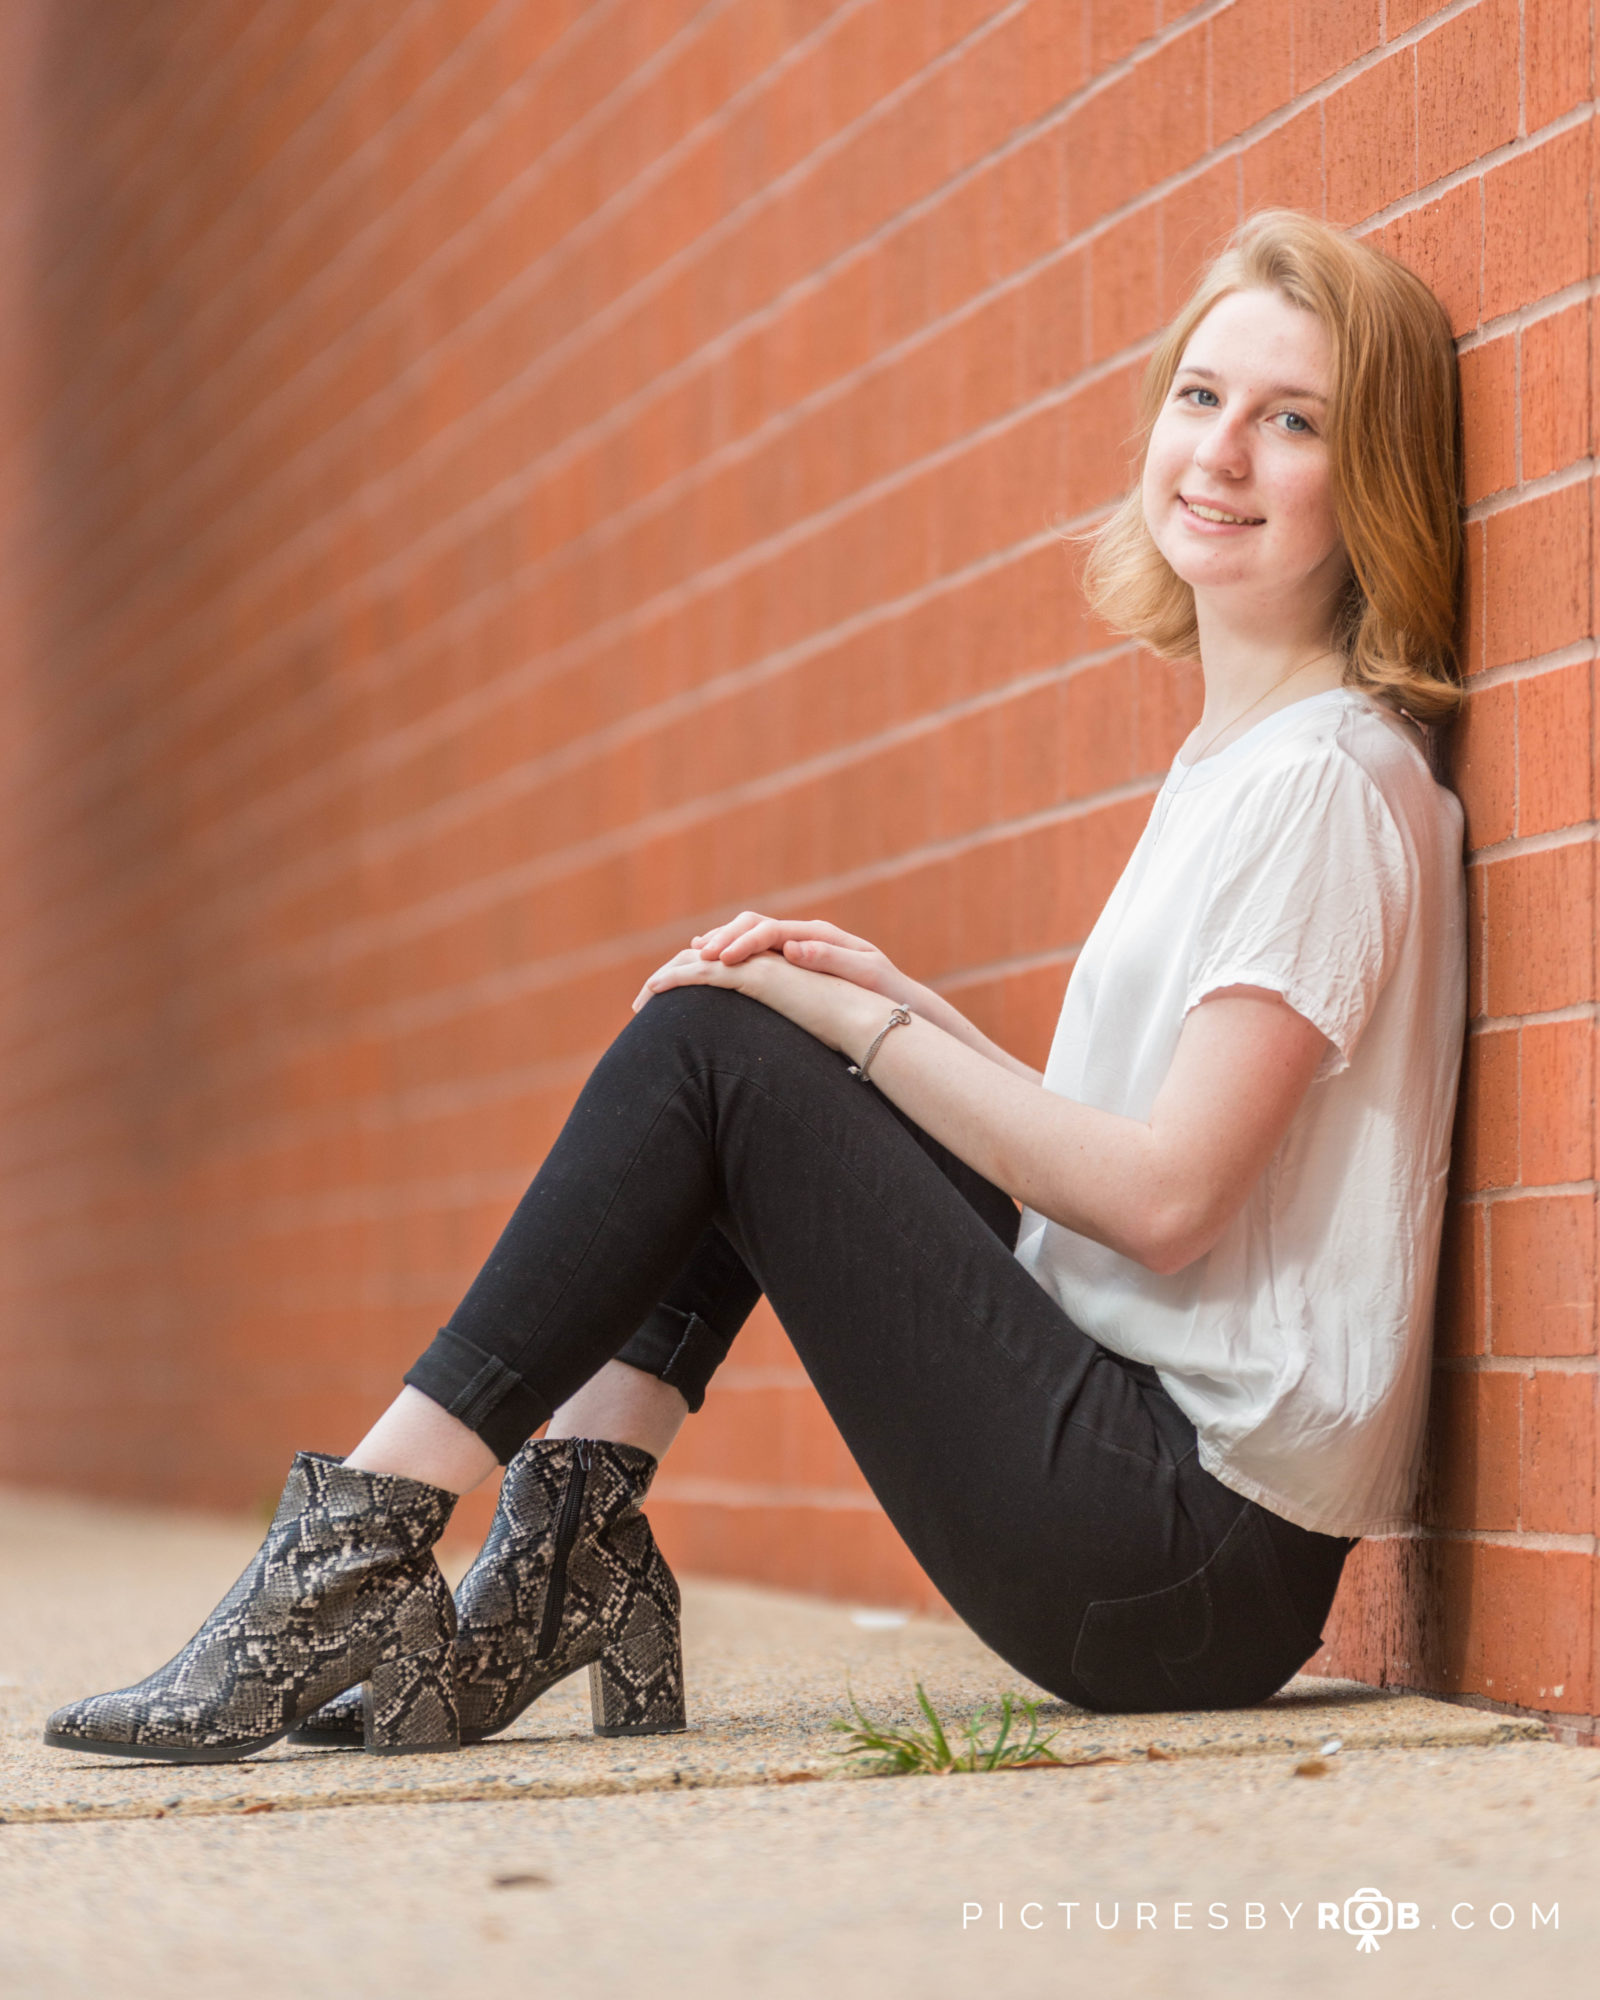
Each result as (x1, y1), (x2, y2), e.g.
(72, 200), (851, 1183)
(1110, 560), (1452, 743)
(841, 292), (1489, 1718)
(533, 1438), (590, 1661)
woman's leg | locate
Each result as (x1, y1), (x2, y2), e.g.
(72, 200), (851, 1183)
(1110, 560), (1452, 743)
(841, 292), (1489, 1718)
(551, 1220), (767, 1457)
(351, 984), (1339, 1707)
(345, 1368), (690, 1489)
(346, 1387), (501, 1492)
(544, 1363), (690, 1459)
(348, 1218), (760, 1481)
(550, 1105), (1021, 1458)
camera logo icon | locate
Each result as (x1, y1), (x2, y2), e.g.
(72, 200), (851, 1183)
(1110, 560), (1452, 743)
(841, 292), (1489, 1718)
(1344, 1888), (1394, 1953)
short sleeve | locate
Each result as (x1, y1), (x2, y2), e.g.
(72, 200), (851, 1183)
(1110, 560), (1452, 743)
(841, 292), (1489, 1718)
(1183, 751), (1412, 1079)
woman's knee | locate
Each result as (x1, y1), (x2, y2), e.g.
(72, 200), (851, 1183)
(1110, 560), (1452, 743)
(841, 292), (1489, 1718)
(625, 983), (820, 1067)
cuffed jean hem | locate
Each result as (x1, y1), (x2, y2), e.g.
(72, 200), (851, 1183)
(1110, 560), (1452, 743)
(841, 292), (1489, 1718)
(611, 1304), (729, 1415)
(403, 1328), (555, 1466)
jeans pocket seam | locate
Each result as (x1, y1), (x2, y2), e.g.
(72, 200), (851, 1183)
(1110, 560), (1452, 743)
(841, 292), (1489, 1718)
(1069, 1506), (1272, 1709)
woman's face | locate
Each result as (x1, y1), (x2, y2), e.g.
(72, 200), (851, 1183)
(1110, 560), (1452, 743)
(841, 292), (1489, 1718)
(1141, 286), (1349, 614)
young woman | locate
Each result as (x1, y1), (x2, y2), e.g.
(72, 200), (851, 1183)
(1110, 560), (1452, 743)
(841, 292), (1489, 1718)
(46, 207), (1467, 1763)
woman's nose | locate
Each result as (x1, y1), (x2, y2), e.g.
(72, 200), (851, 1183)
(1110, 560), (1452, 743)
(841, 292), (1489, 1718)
(1192, 414), (1251, 478)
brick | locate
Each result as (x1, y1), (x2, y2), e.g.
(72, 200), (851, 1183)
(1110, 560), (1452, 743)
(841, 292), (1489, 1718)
(983, 128), (1070, 275)
(1086, 203), (1163, 363)
(1457, 335), (1516, 504)
(951, 289), (1025, 434)
(1517, 658), (1593, 839)
(873, 210), (937, 348)
(1483, 842), (1596, 1016)
(1483, 484), (1593, 671)
(1382, 176), (1482, 337)
(1448, 676), (1515, 850)
(1434, 1198), (1488, 1358)
(1454, 1026), (1519, 1193)
(1324, 49), (1417, 226)
(1065, 26), (1208, 229)
(1158, 157), (1240, 319)
(997, 680), (1065, 819)
(1292, 0), (1382, 93)
(1526, 0), (1594, 130)
(1004, 956), (1076, 1067)
(1457, 515), (1485, 680)
(1134, 646), (1203, 773)
(1520, 1019), (1595, 1187)
(1209, 0), (1292, 148)
(928, 172), (991, 319)
(1020, 248), (1090, 399)
(1382, 0), (1439, 35)
(1089, 0), (1158, 74)
(1522, 1369), (1598, 1534)
(1522, 300), (1593, 482)
(1483, 123), (1593, 320)
(1418, 1368), (1521, 1530)
(1416, 0), (1520, 187)
(1063, 657), (1138, 797)
(1422, 1542), (1594, 1711)
(950, 7), (1028, 169)
(1056, 357), (1144, 518)
(1020, 0), (1091, 119)
(1240, 100), (1323, 218)
(1489, 1191), (1598, 1356)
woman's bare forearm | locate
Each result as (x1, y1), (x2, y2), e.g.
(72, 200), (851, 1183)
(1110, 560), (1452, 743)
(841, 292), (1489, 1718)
(850, 1009), (1168, 1258)
(638, 951), (1330, 1277)
(680, 911), (1044, 1084)
(892, 979), (1044, 1084)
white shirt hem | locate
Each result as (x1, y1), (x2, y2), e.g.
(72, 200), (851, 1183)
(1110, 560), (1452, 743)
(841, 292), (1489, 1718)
(1195, 1434), (1412, 1540)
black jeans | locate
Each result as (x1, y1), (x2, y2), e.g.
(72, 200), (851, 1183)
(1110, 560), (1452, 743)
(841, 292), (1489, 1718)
(405, 987), (1354, 1713)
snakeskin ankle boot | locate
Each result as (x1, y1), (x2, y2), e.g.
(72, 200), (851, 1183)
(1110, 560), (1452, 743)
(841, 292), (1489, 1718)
(44, 1452), (461, 1764)
(294, 1435), (685, 1747)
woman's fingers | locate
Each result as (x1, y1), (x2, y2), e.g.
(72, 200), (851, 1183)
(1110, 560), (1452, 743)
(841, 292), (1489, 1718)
(689, 912), (888, 967)
(631, 948), (712, 1012)
(633, 922), (899, 1015)
(715, 917), (797, 962)
(691, 912), (875, 959)
(717, 917), (876, 963)
(693, 910), (770, 958)
(779, 937), (888, 989)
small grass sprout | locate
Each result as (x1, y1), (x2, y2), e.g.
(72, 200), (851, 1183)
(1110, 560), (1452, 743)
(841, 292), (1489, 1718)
(829, 1680), (1065, 1776)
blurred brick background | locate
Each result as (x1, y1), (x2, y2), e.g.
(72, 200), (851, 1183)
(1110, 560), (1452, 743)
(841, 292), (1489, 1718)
(0, 2), (1593, 1735)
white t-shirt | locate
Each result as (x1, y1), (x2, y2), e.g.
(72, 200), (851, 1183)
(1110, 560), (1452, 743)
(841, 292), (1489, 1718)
(1013, 686), (1467, 1537)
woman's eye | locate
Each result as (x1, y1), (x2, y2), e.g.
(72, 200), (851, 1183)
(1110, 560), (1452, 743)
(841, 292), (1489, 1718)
(1176, 386), (1316, 433)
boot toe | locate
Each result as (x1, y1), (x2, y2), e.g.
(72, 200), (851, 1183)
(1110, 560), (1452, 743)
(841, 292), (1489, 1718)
(44, 1689), (151, 1750)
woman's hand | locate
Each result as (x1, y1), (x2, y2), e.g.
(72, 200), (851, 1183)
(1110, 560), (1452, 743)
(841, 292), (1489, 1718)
(630, 935), (883, 1059)
(638, 907), (1044, 1085)
(686, 911), (919, 1008)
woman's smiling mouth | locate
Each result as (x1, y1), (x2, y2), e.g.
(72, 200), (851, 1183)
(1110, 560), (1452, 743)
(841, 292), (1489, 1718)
(1180, 495), (1266, 525)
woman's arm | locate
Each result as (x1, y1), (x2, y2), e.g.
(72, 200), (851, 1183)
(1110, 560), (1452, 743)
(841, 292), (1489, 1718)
(636, 951), (1329, 1275)
(682, 911), (1044, 1084)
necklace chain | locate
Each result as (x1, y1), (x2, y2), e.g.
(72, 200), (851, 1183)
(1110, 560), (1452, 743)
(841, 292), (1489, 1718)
(1171, 652), (1337, 793)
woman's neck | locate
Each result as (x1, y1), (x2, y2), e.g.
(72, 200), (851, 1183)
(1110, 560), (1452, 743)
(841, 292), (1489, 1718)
(1185, 600), (1348, 763)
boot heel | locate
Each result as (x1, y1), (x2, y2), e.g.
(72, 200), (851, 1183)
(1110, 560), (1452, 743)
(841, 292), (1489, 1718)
(363, 1643), (460, 1755)
(588, 1607), (687, 1737)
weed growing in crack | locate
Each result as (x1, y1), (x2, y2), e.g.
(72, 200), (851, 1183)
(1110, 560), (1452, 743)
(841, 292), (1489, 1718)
(828, 1680), (1065, 1775)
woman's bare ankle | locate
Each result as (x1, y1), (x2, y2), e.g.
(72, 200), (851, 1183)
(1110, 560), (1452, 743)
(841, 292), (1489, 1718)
(344, 1386), (500, 1495)
(545, 1359), (690, 1463)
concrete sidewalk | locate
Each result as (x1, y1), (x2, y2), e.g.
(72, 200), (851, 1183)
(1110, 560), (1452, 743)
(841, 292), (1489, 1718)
(0, 1485), (1592, 1997)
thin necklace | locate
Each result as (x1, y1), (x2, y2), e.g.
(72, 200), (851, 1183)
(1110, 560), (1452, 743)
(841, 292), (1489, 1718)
(1170, 651), (1337, 796)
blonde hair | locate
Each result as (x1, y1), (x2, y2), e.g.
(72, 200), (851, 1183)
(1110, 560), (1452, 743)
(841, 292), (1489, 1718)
(1074, 208), (1465, 723)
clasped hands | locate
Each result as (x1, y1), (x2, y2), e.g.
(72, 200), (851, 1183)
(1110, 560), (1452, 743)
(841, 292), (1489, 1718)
(630, 911), (919, 1059)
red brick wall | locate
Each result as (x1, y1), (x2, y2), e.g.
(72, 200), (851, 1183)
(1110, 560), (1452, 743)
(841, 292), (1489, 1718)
(0, 3), (1593, 1731)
